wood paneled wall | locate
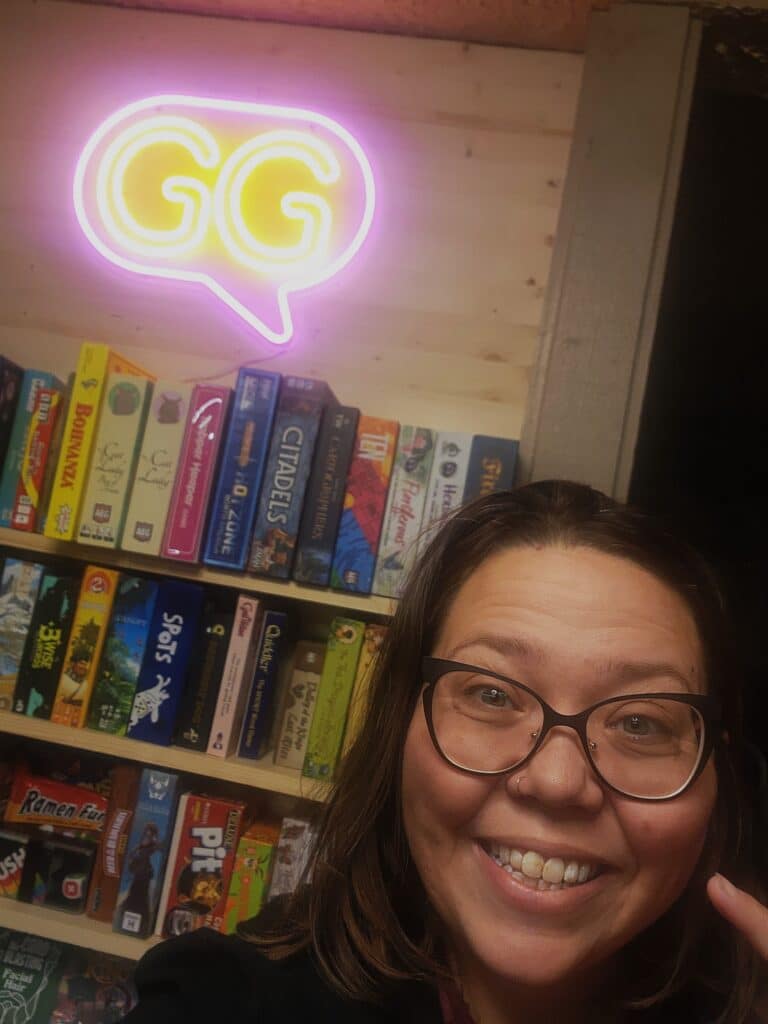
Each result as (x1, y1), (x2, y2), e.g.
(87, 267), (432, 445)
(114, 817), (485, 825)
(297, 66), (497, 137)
(0, 0), (581, 438)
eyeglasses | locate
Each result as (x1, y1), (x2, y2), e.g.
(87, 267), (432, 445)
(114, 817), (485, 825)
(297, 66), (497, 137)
(421, 657), (721, 801)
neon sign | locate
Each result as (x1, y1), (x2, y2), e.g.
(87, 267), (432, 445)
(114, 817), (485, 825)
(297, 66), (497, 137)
(73, 95), (376, 345)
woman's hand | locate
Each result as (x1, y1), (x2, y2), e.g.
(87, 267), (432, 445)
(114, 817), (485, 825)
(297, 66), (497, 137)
(708, 873), (768, 959)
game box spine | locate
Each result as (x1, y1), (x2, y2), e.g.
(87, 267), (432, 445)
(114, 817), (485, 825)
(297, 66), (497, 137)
(292, 406), (359, 588)
(76, 374), (153, 548)
(43, 342), (111, 541)
(248, 377), (327, 579)
(0, 559), (45, 712)
(303, 617), (365, 781)
(155, 794), (245, 938)
(203, 368), (281, 570)
(372, 425), (436, 598)
(121, 380), (193, 556)
(126, 579), (205, 745)
(161, 384), (231, 563)
(113, 767), (180, 938)
(0, 370), (61, 528)
(462, 435), (519, 502)
(419, 431), (473, 548)
(86, 576), (160, 736)
(237, 609), (290, 761)
(13, 570), (80, 719)
(273, 642), (325, 770)
(174, 606), (233, 752)
(0, 356), (23, 477)
(86, 763), (142, 923)
(206, 594), (262, 759)
(341, 623), (389, 758)
(10, 384), (63, 533)
(50, 566), (120, 728)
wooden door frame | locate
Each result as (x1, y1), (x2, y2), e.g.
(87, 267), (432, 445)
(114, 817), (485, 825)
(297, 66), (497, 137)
(518, 3), (702, 499)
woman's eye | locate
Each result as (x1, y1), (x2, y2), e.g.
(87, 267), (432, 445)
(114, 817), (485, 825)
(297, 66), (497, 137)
(620, 714), (662, 737)
(478, 687), (510, 708)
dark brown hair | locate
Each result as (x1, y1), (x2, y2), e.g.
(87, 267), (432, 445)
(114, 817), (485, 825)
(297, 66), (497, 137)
(247, 480), (761, 1022)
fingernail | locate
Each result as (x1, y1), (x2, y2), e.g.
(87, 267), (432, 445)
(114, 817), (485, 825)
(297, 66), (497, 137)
(714, 873), (736, 897)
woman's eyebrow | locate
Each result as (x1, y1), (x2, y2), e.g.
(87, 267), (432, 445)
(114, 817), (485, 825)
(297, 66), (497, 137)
(445, 634), (546, 662)
(444, 637), (695, 692)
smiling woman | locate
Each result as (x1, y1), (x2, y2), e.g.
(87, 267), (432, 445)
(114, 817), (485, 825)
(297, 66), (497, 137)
(125, 481), (764, 1024)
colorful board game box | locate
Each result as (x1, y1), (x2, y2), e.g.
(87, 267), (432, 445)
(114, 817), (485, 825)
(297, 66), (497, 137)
(206, 594), (261, 759)
(273, 642), (325, 770)
(0, 830), (29, 900)
(18, 836), (96, 913)
(0, 929), (67, 1021)
(76, 374), (152, 548)
(121, 380), (193, 556)
(10, 384), (64, 533)
(341, 623), (389, 758)
(5, 767), (108, 833)
(372, 425), (436, 598)
(174, 605), (234, 752)
(155, 793), (245, 937)
(44, 343), (154, 542)
(238, 610), (290, 761)
(420, 431), (473, 549)
(38, 372), (73, 535)
(86, 763), (142, 924)
(126, 579), (205, 745)
(330, 416), (399, 594)
(0, 558), (44, 711)
(162, 384), (231, 563)
(86, 576), (160, 736)
(303, 617), (365, 781)
(50, 947), (137, 1022)
(462, 434), (519, 501)
(0, 369), (61, 528)
(267, 818), (316, 900)
(113, 767), (180, 938)
(51, 566), (119, 728)
(292, 405), (359, 587)
(248, 377), (328, 579)
(203, 368), (281, 570)
(222, 821), (281, 933)
(0, 356), (23, 477)
(13, 569), (80, 719)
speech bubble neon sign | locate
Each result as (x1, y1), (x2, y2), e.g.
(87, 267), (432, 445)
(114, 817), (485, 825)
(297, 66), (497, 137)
(73, 95), (376, 345)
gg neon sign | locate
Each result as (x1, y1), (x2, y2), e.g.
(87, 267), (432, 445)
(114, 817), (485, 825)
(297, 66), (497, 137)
(73, 95), (376, 345)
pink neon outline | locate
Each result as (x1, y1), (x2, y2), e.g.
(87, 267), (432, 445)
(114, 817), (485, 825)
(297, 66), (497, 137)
(73, 94), (376, 345)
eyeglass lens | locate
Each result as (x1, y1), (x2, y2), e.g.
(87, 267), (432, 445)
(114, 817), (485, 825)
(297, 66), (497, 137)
(430, 669), (705, 799)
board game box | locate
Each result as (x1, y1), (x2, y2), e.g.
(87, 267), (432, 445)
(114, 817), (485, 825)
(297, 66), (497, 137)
(51, 566), (119, 728)
(155, 793), (245, 937)
(330, 416), (399, 594)
(13, 569), (80, 719)
(292, 405), (359, 587)
(174, 604), (234, 753)
(206, 594), (261, 759)
(10, 384), (64, 533)
(273, 642), (325, 771)
(126, 579), (204, 746)
(113, 767), (180, 938)
(121, 380), (193, 556)
(162, 384), (231, 563)
(238, 609), (290, 761)
(248, 377), (328, 579)
(0, 558), (44, 711)
(203, 368), (280, 571)
(303, 618), (365, 781)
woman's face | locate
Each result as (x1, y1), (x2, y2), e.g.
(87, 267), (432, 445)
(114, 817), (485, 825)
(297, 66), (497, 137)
(401, 543), (717, 992)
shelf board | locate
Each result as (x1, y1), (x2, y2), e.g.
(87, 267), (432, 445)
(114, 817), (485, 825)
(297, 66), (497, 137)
(0, 528), (395, 618)
(0, 899), (160, 960)
(0, 710), (329, 802)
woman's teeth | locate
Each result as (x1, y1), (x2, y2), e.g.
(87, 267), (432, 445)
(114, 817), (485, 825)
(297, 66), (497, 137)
(487, 843), (599, 891)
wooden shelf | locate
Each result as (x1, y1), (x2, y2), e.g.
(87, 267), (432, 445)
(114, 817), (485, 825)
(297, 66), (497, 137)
(0, 899), (160, 960)
(0, 710), (329, 802)
(0, 528), (395, 618)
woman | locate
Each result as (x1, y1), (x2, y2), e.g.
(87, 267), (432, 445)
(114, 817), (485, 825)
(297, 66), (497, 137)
(126, 481), (766, 1023)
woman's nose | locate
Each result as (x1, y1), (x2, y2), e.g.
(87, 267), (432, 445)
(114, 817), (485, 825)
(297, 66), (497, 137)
(507, 725), (605, 812)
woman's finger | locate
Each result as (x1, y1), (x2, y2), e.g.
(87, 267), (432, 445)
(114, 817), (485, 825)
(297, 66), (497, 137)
(707, 873), (768, 960)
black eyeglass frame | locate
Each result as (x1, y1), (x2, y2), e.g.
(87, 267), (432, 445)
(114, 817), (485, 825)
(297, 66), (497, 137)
(421, 656), (723, 802)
